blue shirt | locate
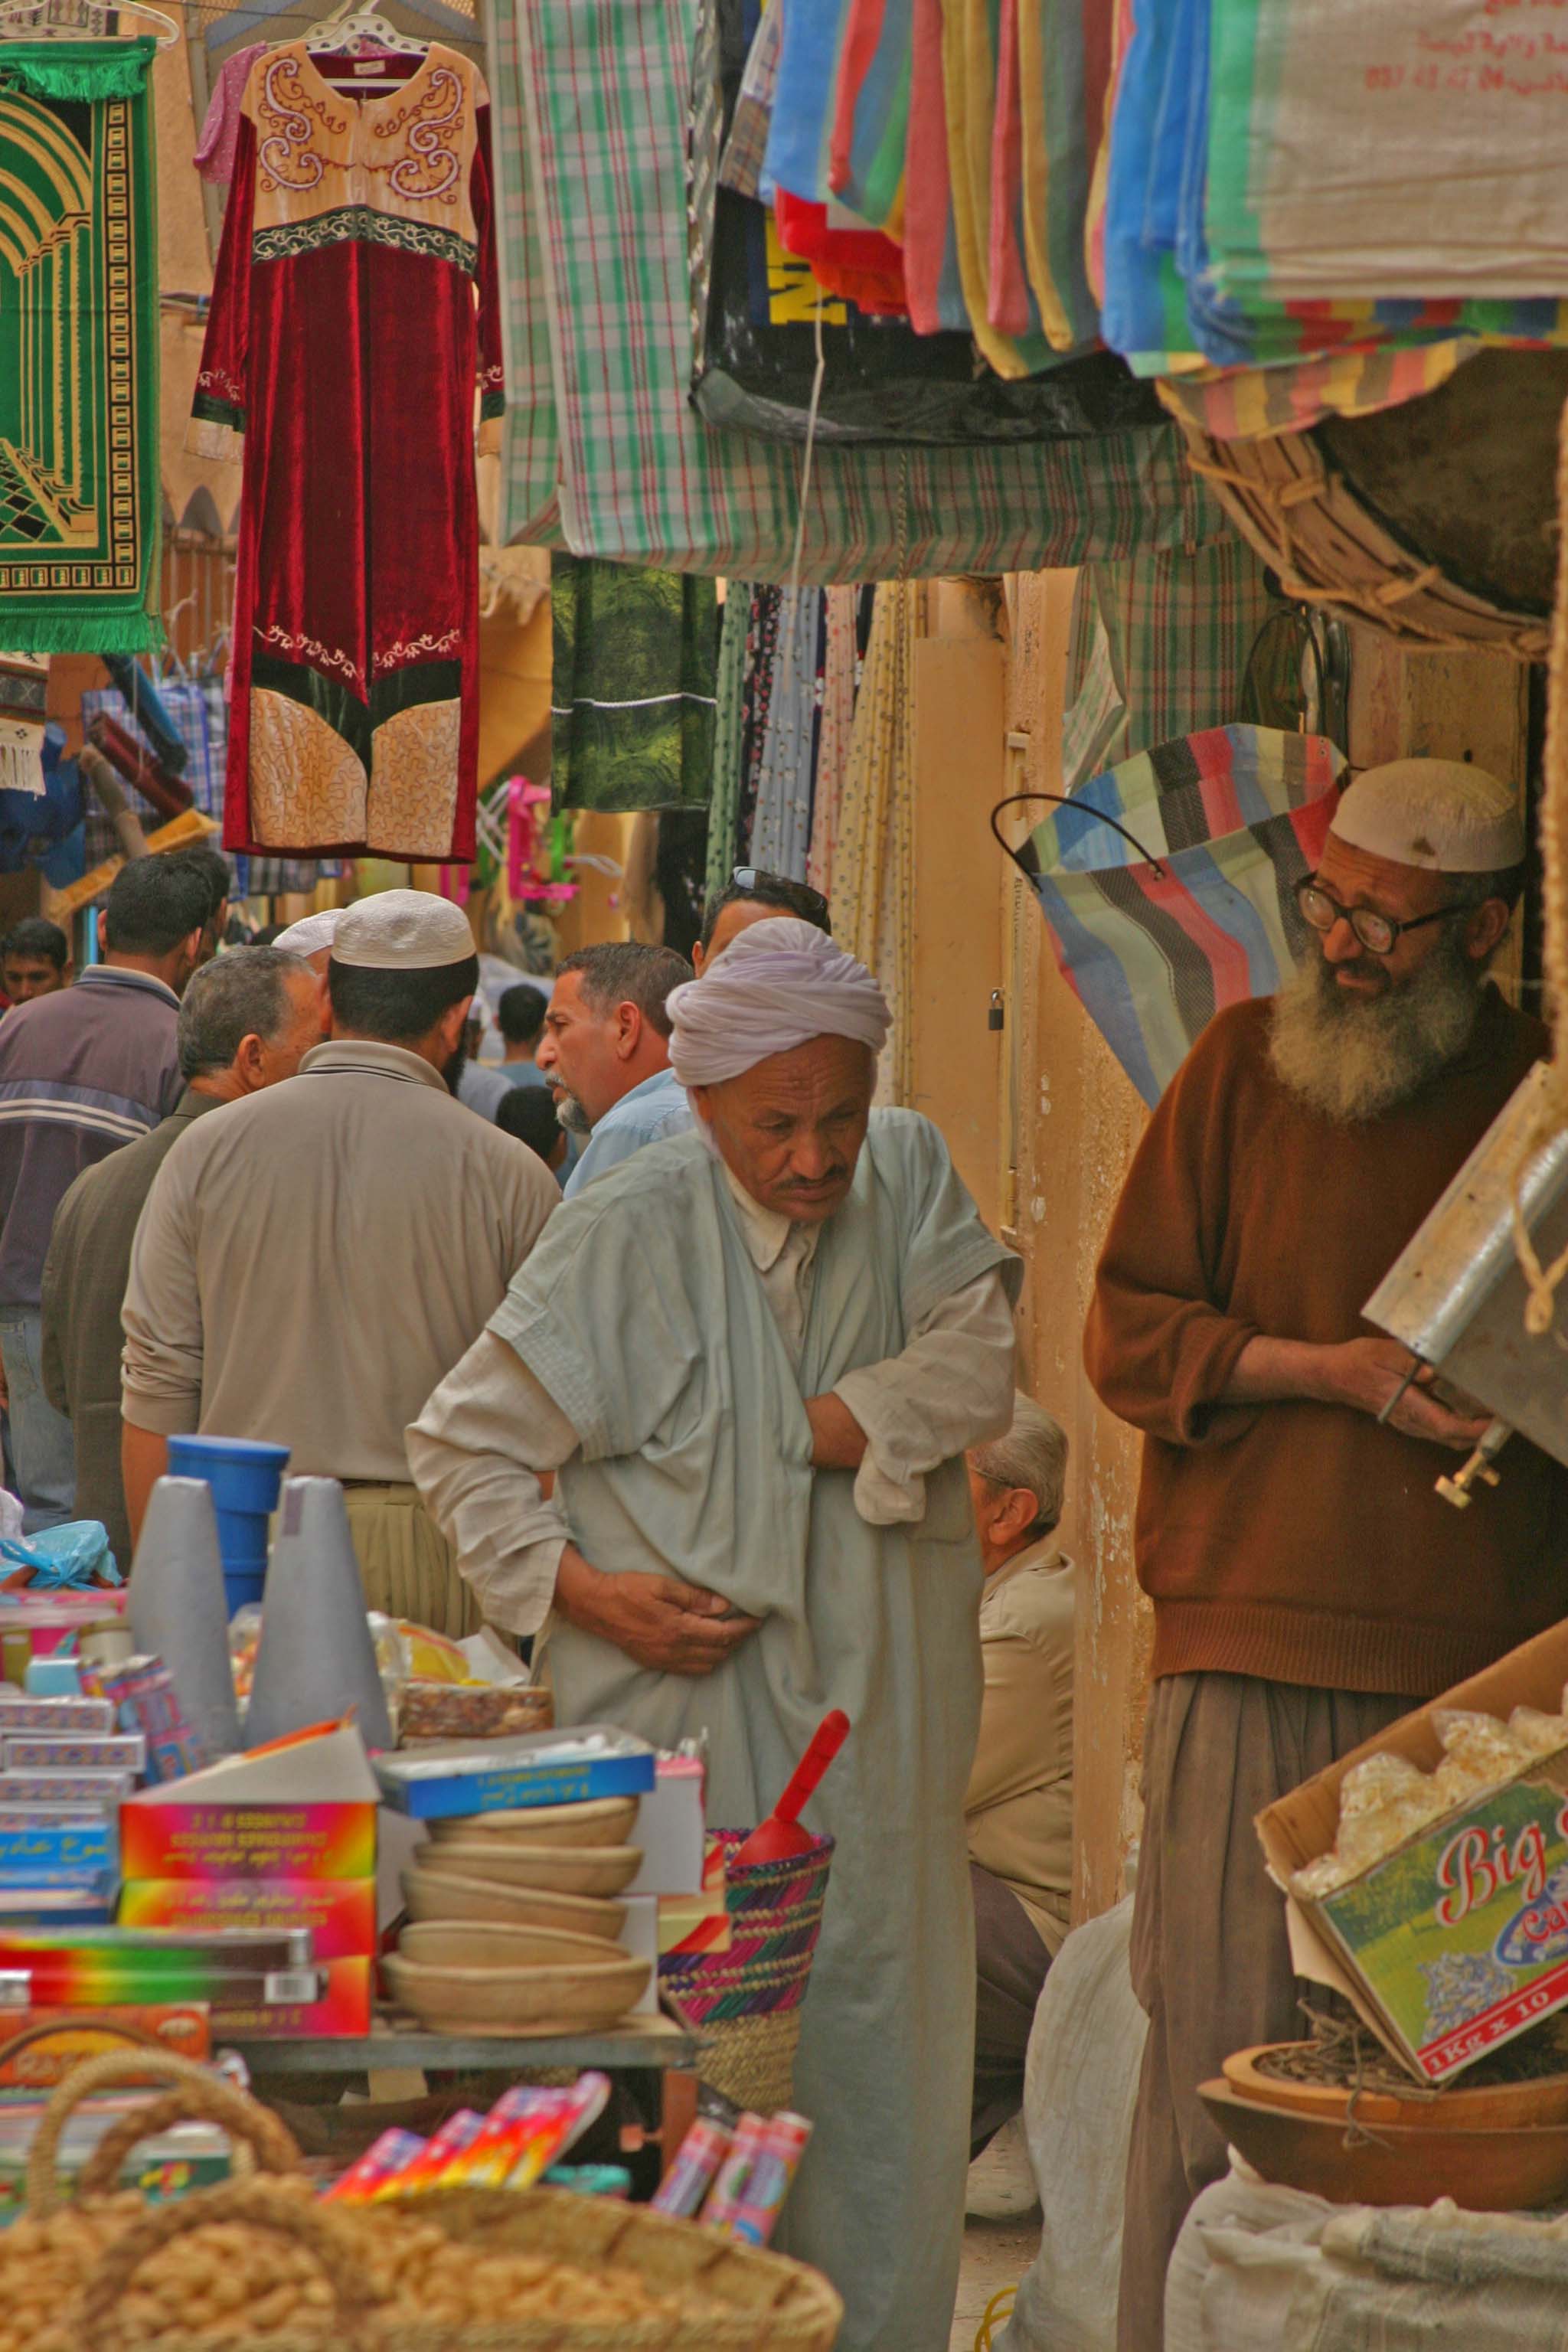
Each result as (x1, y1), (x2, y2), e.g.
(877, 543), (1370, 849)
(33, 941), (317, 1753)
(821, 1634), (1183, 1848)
(563, 1066), (693, 1198)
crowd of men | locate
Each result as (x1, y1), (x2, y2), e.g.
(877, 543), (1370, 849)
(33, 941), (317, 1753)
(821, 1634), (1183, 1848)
(0, 748), (1553, 2349)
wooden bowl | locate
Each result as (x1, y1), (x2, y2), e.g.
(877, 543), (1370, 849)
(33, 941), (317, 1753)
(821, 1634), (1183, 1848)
(386, 1921), (650, 2035)
(1223, 2043), (1568, 2132)
(1200, 2079), (1568, 2210)
(408, 1842), (642, 1898)
(402, 1864), (628, 1938)
(425, 1797), (640, 1851)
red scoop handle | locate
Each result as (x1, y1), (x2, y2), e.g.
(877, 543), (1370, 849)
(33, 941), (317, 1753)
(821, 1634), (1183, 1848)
(773, 1710), (850, 1827)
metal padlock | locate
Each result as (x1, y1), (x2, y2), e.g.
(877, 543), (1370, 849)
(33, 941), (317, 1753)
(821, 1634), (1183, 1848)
(988, 990), (1004, 1033)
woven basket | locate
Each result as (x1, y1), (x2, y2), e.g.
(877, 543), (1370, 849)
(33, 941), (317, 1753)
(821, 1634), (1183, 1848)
(73, 2177), (843, 2351)
(1174, 416), (1553, 662)
(660, 1832), (834, 2115)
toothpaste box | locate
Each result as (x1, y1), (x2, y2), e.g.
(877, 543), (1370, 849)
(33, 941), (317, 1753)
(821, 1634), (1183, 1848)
(0, 1820), (115, 1888)
(119, 1877), (377, 1962)
(374, 1726), (658, 1821)
(0, 1772), (132, 1807)
(119, 1803), (377, 1884)
(3, 1737), (145, 1775)
(0, 1698), (112, 1736)
(210, 1957), (372, 2040)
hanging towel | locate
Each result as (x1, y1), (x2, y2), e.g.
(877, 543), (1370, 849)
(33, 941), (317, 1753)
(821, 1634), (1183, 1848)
(763, 0), (853, 201)
(805, 581), (863, 900)
(828, 0), (910, 231)
(939, 0), (1054, 377)
(773, 191), (908, 312)
(720, 2), (782, 200)
(1016, 0), (1103, 352)
(903, 0), (972, 334)
(749, 585), (825, 877)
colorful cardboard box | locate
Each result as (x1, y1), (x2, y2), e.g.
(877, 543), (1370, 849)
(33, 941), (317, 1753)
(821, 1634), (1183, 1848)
(119, 1802), (376, 1884)
(374, 1726), (657, 1820)
(209, 1957), (372, 2040)
(0, 2003), (209, 2089)
(119, 1879), (377, 1962)
(1259, 1617), (1568, 2083)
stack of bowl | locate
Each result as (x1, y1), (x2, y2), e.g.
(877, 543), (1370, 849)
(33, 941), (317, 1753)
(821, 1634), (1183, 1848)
(387, 1797), (650, 2035)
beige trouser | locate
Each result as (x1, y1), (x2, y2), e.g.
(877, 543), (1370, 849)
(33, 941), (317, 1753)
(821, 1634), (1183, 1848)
(340, 1482), (484, 1640)
(1117, 1671), (1410, 2352)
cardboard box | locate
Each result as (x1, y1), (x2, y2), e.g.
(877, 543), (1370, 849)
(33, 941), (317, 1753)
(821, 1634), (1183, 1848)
(210, 1957), (372, 2040)
(0, 1821), (115, 1887)
(119, 1802), (376, 1884)
(1259, 1617), (1568, 2083)
(119, 1878), (377, 1962)
(626, 1756), (706, 1896)
(374, 1726), (657, 1821)
(0, 2003), (209, 2089)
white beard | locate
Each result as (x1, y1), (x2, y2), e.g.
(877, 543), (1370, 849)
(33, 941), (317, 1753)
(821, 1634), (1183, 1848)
(1268, 939), (1484, 1124)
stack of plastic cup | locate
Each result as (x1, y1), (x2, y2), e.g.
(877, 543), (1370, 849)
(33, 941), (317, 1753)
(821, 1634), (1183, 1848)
(166, 1435), (289, 1617)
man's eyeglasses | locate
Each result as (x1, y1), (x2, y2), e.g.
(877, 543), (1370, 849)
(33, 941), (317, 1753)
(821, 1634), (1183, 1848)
(1293, 877), (1469, 959)
(731, 867), (831, 926)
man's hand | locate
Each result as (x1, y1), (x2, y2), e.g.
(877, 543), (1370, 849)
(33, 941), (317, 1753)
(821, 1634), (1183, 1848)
(803, 1392), (868, 1471)
(1224, 1334), (1491, 1453)
(554, 1547), (761, 1676)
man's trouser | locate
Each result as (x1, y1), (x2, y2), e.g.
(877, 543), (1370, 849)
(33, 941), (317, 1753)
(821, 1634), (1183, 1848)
(341, 1483), (484, 1639)
(1117, 1671), (1409, 2352)
(970, 1860), (1051, 2161)
(0, 1311), (74, 1533)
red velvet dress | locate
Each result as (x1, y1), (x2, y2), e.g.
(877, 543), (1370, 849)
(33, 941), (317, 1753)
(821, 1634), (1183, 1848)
(190, 43), (503, 860)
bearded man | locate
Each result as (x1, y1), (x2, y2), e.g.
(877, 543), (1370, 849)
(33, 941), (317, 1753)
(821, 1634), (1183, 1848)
(1085, 758), (1568, 2347)
(410, 920), (1019, 2351)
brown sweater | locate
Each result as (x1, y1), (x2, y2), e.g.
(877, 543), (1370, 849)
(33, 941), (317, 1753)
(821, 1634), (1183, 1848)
(1083, 986), (1568, 1697)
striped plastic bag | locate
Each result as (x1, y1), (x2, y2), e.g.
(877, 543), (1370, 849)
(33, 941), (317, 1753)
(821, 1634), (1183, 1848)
(1000, 724), (1344, 1105)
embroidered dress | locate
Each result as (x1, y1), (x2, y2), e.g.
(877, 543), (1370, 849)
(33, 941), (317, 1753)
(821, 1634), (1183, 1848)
(190, 42), (503, 860)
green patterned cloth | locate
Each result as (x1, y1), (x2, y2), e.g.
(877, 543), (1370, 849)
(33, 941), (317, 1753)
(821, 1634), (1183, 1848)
(703, 585), (749, 901)
(0, 41), (161, 653)
(550, 557), (719, 812)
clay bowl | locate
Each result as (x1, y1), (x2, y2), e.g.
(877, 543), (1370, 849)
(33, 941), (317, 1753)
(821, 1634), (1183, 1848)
(1223, 2043), (1568, 2132)
(1200, 2079), (1568, 2210)
(408, 1841), (642, 1899)
(386, 1921), (651, 2036)
(402, 1864), (627, 1939)
(425, 1797), (639, 1851)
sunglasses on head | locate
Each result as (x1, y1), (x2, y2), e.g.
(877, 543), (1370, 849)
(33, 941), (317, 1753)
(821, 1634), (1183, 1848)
(730, 867), (831, 926)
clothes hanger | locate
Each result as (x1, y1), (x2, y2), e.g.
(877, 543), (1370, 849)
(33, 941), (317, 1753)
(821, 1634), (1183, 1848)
(302, 1), (427, 87)
(0, 0), (178, 44)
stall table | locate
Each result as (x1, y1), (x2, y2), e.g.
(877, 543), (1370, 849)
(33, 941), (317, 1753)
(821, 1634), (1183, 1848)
(228, 2012), (702, 2179)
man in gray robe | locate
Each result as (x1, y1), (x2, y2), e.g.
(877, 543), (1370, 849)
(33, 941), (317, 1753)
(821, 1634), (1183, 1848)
(410, 920), (1020, 2350)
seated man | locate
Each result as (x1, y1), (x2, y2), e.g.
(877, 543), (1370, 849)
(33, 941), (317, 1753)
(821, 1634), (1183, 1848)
(965, 1393), (1074, 2158)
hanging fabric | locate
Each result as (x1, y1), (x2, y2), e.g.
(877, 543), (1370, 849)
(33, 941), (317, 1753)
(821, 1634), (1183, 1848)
(549, 558), (720, 813)
(736, 583), (783, 857)
(718, 4), (781, 201)
(805, 581), (863, 900)
(704, 586), (750, 904)
(0, 41), (162, 654)
(828, 0), (909, 230)
(998, 726), (1344, 1106)
(0, 658), (48, 796)
(193, 41), (266, 185)
(496, 0), (1226, 575)
(828, 580), (916, 1104)
(484, 0), (562, 547)
(189, 41), (505, 861)
(748, 585), (825, 878)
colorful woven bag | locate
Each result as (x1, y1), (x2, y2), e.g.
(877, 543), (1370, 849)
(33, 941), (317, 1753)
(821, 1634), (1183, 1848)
(661, 1831), (834, 2116)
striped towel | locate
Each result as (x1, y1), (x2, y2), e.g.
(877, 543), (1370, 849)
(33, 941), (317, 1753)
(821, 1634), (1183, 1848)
(828, 0), (909, 229)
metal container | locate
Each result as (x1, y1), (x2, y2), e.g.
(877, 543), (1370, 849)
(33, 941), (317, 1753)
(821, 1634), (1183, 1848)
(1365, 1058), (1568, 1468)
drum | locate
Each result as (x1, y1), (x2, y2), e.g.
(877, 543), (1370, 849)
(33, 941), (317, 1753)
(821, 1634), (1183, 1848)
(1175, 347), (1568, 661)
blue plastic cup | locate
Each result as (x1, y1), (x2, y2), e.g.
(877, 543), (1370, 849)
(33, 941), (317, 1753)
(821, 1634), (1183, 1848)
(166, 1436), (289, 1618)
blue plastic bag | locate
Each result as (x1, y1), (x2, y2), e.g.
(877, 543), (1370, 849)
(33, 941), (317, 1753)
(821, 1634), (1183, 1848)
(0, 1522), (121, 1592)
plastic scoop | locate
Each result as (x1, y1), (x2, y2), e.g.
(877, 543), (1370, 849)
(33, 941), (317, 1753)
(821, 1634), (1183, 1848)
(731, 1709), (850, 1868)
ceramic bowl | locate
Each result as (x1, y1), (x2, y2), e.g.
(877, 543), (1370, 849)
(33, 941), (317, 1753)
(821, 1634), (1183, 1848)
(1223, 2041), (1568, 2131)
(402, 1864), (627, 1939)
(385, 1920), (650, 2035)
(412, 1841), (642, 1898)
(1200, 2079), (1568, 2210)
(425, 1797), (639, 1851)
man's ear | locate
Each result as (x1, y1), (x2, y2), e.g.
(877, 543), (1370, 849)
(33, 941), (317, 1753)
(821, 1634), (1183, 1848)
(613, 999), (644, 1063)
(234, 1031), (267, 1092)
(1462, 897), (1511, 964)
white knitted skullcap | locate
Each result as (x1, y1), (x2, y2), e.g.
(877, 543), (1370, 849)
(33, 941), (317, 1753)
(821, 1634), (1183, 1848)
(1329, 760), (1524, 874)
(272, 910), (341, 958)
(331, 890), (474, 971)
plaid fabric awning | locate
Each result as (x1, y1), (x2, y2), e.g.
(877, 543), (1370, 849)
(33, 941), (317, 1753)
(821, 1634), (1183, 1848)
(490, 0), (1233, 580)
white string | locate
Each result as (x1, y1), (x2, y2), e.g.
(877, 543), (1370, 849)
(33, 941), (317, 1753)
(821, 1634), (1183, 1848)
(786, 295), (827, 597)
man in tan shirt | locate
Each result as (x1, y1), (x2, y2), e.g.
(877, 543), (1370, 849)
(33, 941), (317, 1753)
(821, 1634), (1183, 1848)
(120, 891), (558, 1633)
(965, 1393), (1075, 2157)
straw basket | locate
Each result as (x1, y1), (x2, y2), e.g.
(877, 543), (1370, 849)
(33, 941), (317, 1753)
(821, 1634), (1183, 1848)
(24, 2053), (843, 2352)
(660, 1831), (834, 2115)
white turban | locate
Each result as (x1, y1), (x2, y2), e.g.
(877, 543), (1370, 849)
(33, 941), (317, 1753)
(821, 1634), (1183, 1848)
(1330, 759), (1524, 873)
(667, 917), (890, 1086)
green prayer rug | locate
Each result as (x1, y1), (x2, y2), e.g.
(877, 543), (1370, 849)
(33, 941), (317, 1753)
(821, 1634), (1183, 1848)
(0, 40), (161, 654)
